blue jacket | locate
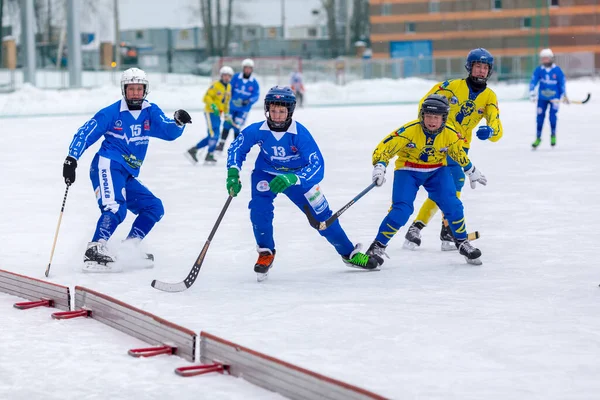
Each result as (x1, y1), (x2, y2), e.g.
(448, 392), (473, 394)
(68, 99), (184, 176)
(229, 73), (260, 112)
(529, 64), (566, 101)
(227, 120), (324, 188)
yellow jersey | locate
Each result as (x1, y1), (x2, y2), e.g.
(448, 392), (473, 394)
(372, 120), (471, 172)
(203, 80), (231, 114)
(419, 79), (503, 148)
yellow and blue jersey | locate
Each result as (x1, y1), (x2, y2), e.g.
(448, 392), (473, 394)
(203, 80), (231, 115)
(419, 79), (503, 149)
(372, 120), (471, 172)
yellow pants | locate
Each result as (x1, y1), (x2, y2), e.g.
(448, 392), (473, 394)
(414, 191), (462, 226)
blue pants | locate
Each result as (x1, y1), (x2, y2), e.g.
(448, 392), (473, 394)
(196, 112), (221, 153)
(222, 109), (248, 138)
(89, 154), (164, 242)
(536, 99), (559, 137)
(444, 148), (469, 193)
(375, 168), (467, 245)
(249, 170), (355, 257)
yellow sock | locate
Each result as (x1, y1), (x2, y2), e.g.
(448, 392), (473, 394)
(415, 198), (439, 226)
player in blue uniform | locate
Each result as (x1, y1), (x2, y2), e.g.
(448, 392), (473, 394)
(225, 86), (382, 279)
(62, 68), (191, 271)
(215, 59), (260, 152)
(529, 48), (568, 149)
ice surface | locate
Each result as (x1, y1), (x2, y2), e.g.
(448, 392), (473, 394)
(1, 78), (600, 399)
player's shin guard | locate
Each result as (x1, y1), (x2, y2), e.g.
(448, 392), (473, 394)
(91, 211), (121, 242)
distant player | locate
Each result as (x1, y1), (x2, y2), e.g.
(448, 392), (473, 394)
(226, 86), (382, 281)
(290, 70), (305, 107)
(529, 48), (568, 149)
(215, 59), (260, 152)
(366, 94), (487, 266)
(403, 48), (503, 251)
(62, 68), (191, 272)
(186, 66), (233, 163)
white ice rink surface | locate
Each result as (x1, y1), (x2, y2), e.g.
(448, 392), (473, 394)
(1, 79), (600, 399)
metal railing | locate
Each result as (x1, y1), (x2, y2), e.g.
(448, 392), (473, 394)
(0, 52), (596, 91)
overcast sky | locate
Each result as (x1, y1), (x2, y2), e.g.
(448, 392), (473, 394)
(1, 0), (325, 42)
(118, 0), (324, 29)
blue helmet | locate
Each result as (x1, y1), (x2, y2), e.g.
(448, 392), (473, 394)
(465, 48), (494, 83)
(264, 86), (296, 131)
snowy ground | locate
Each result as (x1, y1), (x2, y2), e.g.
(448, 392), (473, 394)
(2, 78), (600, 399)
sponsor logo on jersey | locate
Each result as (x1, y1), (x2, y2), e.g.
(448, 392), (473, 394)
(144, 119), (150, 130)
(450, 96), (458, 105)
(406, 142), (416, 148)
(114, 119), (123, 131)
(257, 180), (270, 192)
(477, 108), (484, 114)
(291, 146), (298, 153)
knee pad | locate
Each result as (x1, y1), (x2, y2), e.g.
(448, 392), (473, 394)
(143, 198), (164, 222)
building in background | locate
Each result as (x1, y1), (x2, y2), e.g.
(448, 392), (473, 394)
(369, 0), (598, 79)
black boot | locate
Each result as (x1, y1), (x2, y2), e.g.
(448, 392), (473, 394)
(455, 239), (482, 265)
(186, 147), (199, 163)
(404, 221), (425, 249)
(440, 221), (456, 251)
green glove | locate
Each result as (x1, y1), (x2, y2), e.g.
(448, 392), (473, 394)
(210, 103), (220, 116)
(269, 174), (298, 194)
(226, 168), (242, 197)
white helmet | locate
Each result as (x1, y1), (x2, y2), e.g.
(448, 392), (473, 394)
(539, 48), (554, 59)
(219, 66), (234, 77)
(121, 67), (149, 107)
(241, 58), (254, 68)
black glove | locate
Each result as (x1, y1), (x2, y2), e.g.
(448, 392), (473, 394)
(174, 109), (192, 126)
(63, 156), (77, 185)
(241, 99), (250, 106)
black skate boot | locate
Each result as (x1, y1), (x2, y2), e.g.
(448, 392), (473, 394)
(215, 141), (225, 152)
(83, 241), (117, 272)
(204, 152), (217, 164)
(343, 244), (383, 270)
(455, 239), (482, 265)
(440, 220), (457, 251)
(403, 221), (425, 250)
(255, 248), (275, 282)
(185, 147), (199, 164)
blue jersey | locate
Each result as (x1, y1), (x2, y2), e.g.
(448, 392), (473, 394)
(229, 73), (260, 112)
(68, 99), (184, 177)
(227, 120), (324, 188)
(529, 64), (566, 101)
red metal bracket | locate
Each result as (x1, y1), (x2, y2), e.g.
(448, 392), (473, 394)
(51, 309), (91, 320)
(175, 363), (229, 377)
(14, 299), (54, 310)
(128, 345), (176, 358)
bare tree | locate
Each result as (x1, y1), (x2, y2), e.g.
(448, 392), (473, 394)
(321, 0), (338, 58)
(198, 0), (236, 57)
(351, 0), (369, 46)
(223, 0), (233, 56)
(215, 0), (222, 56)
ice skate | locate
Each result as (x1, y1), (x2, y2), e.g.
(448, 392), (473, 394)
(343, 244), (382, 270)
(185, 147), (199, 164)
(215, 141), (225, 152)
(204, 152), (217, 164)
(403, 221), (425, 250)
(255, 248), (275, 282)
(83, 241), (120, 273)
(531, 138), (541, 149)
(440, 221), (457, 251)
(456, 239), (482, 265)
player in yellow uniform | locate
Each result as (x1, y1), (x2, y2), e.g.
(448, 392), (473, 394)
(366, 94), (487, 266)
(404, 48), (503, 251)
(186, 66), (233, 164)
